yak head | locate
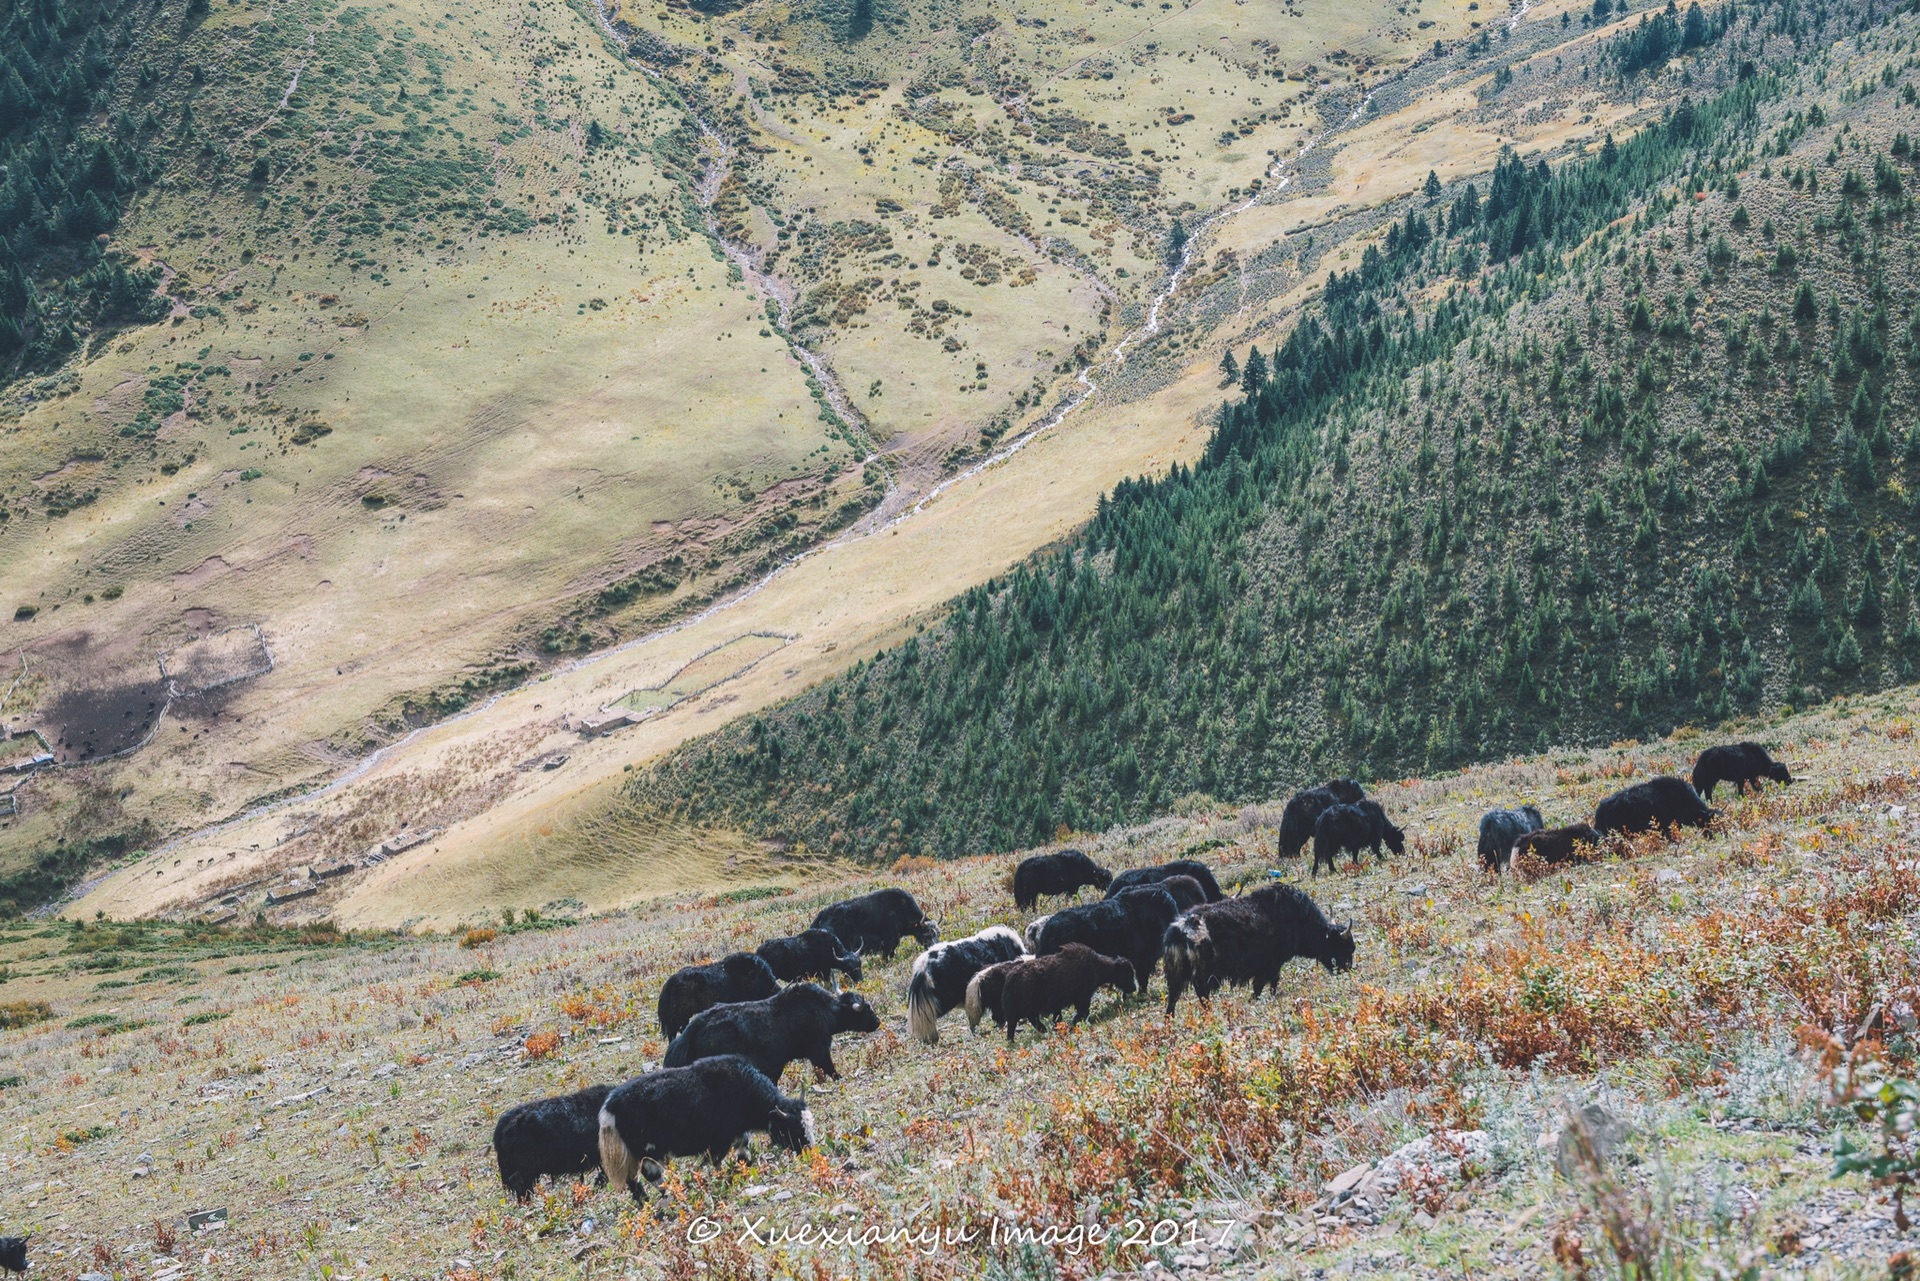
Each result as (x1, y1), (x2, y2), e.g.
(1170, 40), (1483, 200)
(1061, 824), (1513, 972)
(1383, 820), (1407, 857)
(834, 941), (865, 984)
(912, 920), (941, 948)
(1769, 761), (1794, 786)
(833, 991), (882, 1035)
(1323, 921), (1357, 974)
(1109, 957), (1139, 996)
(768, 1102), (815, 1153)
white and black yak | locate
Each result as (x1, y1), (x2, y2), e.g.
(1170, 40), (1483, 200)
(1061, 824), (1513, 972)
(906, 924), (1026, 1044)
(1277, 778), (1368, 857)
(1593, 777), (1716, 838)
(1311, 799), (1406, 875)
(810, 888), (939, 959)
(493, 1084), (613, 1201)
(756, 928), (864, 984)
(1012, 849), (1113, 911)
(1510, 823), (1603, 866)
(1691, 742), (1793, 800)
(657, 952), (781, 1040)
(1022, 914), (1051, 953)
(1162, 883), (1355, 1014)
(1035, 885), (1181, 992)
(1476, 805), (1545, 872)
(663, 982), (881, 1082)
(963, 956), (1031, 1033)
(998, 943), (1137, 1042)
(1104, 859), (1225, 902)
(597, 1056), (812, 1202)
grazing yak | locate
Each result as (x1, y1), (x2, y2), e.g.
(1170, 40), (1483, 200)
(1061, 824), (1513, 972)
(811, 888), (939, 959)
(906, 925), (1026, 1044)
(1162, 884), (1355, 1014)
(1022, 914), (1051, 953)
(1104, 859), (1225, 902)
(1311, 800), (1406, 875)
(1477, 805), (1544, 872)
(1593, 777), (1716, 838)
(1154, 874), (1211, 913)
(493, 1084), (613, 1201)
(663, 982), (881, 1082)
(1278, 778), (1368, 857)
(1035, 885), (1182, 991)
(1692, 742), (1793, 800)
(657, 953), (780, 1040)
(1510, 823), (1603, 867)
(963, 956), (1031, 1032)
(756, 928), (864, 985)
(0, 1238), (25, 1275)
(998, 943), (1137, 1042)
(1013, 849), (1113, 911)
(598, 1056), (812, 1202)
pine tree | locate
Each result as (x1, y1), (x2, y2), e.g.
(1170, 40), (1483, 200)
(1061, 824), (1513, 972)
(1423, 170), (1442, 202)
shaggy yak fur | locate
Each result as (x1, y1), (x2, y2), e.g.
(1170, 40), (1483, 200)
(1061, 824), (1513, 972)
(1593, 776), (1716, 837)
(1104, 858), (1225, 902)
(1162, 884), (1356, 1014)
(493, 1084), (613, 1201)
(1510, 823), (1604, 866)
(1311, 800), (1406, 875)
(1013, 849), (1113, 911)
(597, 1056), (811, 1202)
(906, 925), (1027, 1044)
(656, 953), (779, 1040)
(810, 888), (939, 959)
(998, 943), (1137, 1042)
(1154, 874), (1211, 913)
(1691, 742), (1793, 800)
(756, 928), (863, 984)
(662, 983), (880, 1082)
(1277, 779), (1368, 857)
(1035, 885), (1181, 991)
(1022, 914), (1051, 953)
(0, 1238), (27, 1274)
(1477, 805), (1545, 872)
(963, 956), (1032, 1032)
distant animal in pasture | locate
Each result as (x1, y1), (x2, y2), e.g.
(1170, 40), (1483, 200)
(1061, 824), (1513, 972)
(963, 956), (1031, 1032)
(811, 888), (939, 959)
(657, 952), (780, 1040)
(1104, 859), (1225, 902)
(1162, 883), (1355, 1015)
(1035, 885), (1181, 991)
(1477, 805), (1545, 872)
(906, 925), (1026, 1044)
(1311, 800), (1405, 875)
(493, 1084), (613, 1202)
(1593, 777), (1715, 838)
(998, 943), (1137, 1042)
(597, 1056), (812, 1202)
(1277, 779), (1368, 857)
(663, 983), (880, 1082)
(1691, 742), (1793, 800)
(756, 928), (864, 984)
(1509, 823), (1604, 867)
(1013, 849), (1113, 911)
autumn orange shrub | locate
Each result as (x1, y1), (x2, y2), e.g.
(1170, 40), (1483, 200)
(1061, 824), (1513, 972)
(459, 928), (498, 950)
(523, 1030), (561, 1059)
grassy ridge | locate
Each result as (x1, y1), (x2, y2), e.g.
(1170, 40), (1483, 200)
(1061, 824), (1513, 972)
(626, 0), (1920, 861)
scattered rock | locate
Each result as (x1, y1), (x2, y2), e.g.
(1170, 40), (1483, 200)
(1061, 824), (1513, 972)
(187, 1207), (228, 1233)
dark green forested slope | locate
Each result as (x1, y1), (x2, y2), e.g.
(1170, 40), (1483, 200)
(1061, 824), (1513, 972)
(629, 0), (1920, 861)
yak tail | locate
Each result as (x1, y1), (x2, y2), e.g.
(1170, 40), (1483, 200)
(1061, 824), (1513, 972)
(906, 963), (941, 1045)
(598, 1105), (640, 1193)
(963, 969), (990, 1031)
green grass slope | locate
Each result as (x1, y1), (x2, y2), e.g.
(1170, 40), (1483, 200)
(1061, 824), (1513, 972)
(625, 0), (1920, 861)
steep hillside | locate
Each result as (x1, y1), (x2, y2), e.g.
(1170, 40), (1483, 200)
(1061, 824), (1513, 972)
(628, 0), (1920, 861)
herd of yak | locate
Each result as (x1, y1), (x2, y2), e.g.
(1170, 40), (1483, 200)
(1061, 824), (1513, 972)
(491, 740), (1791, 1205)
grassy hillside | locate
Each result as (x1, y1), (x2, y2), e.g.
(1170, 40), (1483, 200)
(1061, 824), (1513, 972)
(626, 0), (1920, 861)
(0, 691), (1916, 1276)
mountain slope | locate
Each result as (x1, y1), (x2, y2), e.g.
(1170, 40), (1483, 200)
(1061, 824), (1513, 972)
(627, 0), (1920, 861)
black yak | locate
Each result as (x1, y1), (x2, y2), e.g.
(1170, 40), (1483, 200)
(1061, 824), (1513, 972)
(1035, 885), (1181, 991)
(1311, 799), (1405, 875)
(597, 1056), (811, 1202)
(1691, 742), (1793, 800)
(1104, 859), (1225, 902)
(1155, 874), (1211, 913)
(1510, 823), (1603, 866)
(1162, 883), (1355, 1014)
(1277, 779), (1368, 857)
(810, 888), (939, 958)
(963, 956), (1031, 1032)
(906, 924), (1026, 1044)
(0, 1238), (24, 1274)
(657, 953), (780, 1040)
(663, 983), (880, 1082)
(1013, 849), (1113, 911)
(999, 943), (1137, 1042)
(1593, 776), (1716, 838)
(493, 1084), (613, 1201)
(1477, 805), (1545, 872)
(756, 928), (864, 984)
